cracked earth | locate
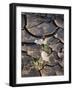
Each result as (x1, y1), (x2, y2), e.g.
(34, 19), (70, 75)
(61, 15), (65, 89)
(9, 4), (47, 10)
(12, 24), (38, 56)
(21, 13), (64, 77)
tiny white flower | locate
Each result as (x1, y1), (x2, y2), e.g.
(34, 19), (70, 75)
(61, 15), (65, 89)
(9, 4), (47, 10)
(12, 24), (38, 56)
(54, 34), (58, 38)
(34, 39), (43, 45)
(34, 38), (48, 45)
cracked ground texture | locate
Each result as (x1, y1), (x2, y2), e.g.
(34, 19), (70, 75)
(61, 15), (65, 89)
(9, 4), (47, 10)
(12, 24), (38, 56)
(21, 13), (64, 77)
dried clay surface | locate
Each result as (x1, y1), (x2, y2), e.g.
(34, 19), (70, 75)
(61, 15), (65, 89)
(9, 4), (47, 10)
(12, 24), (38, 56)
(21, 13), (64, 77)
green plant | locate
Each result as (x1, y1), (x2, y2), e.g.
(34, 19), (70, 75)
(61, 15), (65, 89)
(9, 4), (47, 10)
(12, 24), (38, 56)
(41, 44), (52, 55)
(32, 57), (44, 70)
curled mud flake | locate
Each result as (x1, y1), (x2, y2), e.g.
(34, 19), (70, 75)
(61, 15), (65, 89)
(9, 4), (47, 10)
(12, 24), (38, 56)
(58, 52), (64, 58)
(40, 66), (56, 76)
(22, 66), (32, 75)
(54, 15), (64, 28)
(56, 70), (64, 75)
(22, 67), (41, 77)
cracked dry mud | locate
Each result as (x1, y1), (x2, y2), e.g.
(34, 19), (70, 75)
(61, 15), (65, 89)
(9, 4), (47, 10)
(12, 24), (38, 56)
(21, 13), (64, 77)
